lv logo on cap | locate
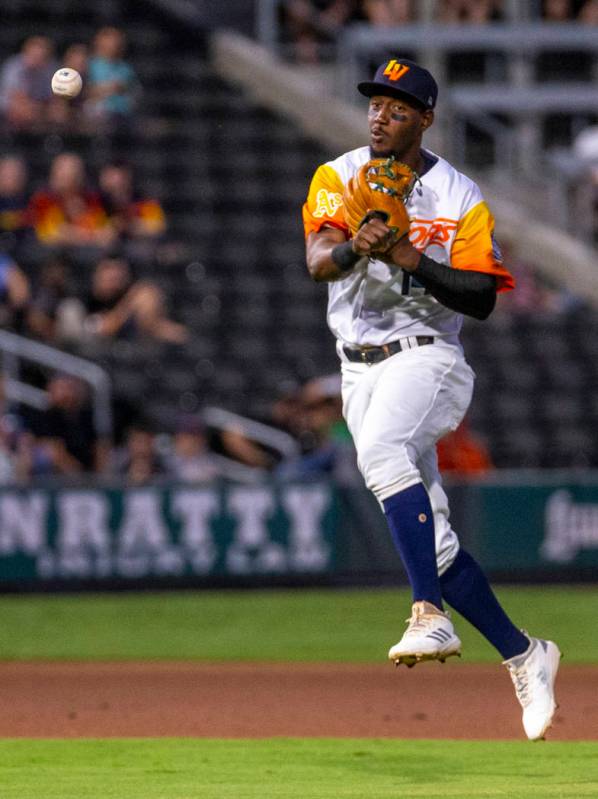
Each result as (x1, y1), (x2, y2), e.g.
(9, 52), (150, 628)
(383, 60), (410, 81)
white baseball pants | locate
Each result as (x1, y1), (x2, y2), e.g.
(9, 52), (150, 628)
(339, 340), (475, 575)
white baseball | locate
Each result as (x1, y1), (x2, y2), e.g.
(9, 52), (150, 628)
(51, 68), (83, 98)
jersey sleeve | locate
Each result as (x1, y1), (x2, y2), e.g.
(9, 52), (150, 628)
(302, 163), (349, 239)
(450, 200), (514, 293)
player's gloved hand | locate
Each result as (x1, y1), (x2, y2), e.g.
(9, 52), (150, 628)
(343, 156), (416, 242)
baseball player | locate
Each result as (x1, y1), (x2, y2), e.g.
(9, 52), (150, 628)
(302, 57), (561, 740)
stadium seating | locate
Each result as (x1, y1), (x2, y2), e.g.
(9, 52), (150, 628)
(1, 1), (597, 469)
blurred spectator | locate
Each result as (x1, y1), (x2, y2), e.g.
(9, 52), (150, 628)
(28, 152), (115, 251)
(301, 374), (348, 446)
(33, 374), (107, 475)
(363, 0), (413, 26)
(497, 252), (545, 315)
(87, 27), (139, 128)
(540, 0), (598, 21)
(281, 1), (364, 63)
(0, 375), (36, 484)
(541, 0), (574, 20)
(0, 155), (31, 253)
(573, 123), (598, 164)
(218, 424), (275, 469)
(63, 42), (89, 86)
(0, 250), (30, 332)
(496, 241), (583, 316)
(114, 421), (167, 484)
(0, 36), (65, 131)
(81, 256), (188, 344)
(437, 418), (494, 477)
(98, 160), (166, 262)
(437, 0), (504, 22)
(167, 415), (220, 482)
(578, 0), (598, 22)
(269, 383), (310, 448)
(276, 374), (359, 482)
(59, 42), (90, 127)
(572, 124), (598, 243)
(27, 256), (81, 344)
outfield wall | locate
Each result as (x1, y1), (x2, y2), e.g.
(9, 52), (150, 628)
(0, 474), (597, 590)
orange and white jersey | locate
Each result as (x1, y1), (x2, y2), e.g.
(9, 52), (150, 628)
(303, 146), (514, 347)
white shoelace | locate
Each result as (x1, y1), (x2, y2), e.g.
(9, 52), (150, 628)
(508, 665), (531, 707)
(405, 610), (443, 635)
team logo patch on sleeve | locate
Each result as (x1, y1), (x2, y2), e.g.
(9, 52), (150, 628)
(313, 189), (343, 218)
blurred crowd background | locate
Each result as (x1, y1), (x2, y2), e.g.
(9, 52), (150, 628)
(279, 0), (598, 63)
(0, 0), (597, 487)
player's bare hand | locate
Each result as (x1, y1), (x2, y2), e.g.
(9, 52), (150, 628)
(382, 235), (422, 272)
(351, 216), (396, 257)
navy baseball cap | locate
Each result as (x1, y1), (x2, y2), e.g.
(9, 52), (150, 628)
(358, 58), (438, 110)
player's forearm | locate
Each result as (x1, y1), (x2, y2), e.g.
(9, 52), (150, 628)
(307, 253), (347, 282)
(412, 255), (497, 320)
(385, 242), (497, 319)
(306, 237), (362, 282)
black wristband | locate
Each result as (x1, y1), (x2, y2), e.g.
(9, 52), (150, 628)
(331, 241), (361, 273)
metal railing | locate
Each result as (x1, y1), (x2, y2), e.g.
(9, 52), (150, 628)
(0, 330), (113, 440)
(252, 10), (598, 244)
(256, 0), (540, 56)
(203, 406), (300, 460)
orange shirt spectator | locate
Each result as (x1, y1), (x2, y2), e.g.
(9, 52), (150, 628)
(99, 161), (166, 241)
(437, 419), (494, 476)
(28, 153), (115, 248)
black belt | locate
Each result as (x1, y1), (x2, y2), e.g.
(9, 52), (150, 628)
(343, 336), (434, 365)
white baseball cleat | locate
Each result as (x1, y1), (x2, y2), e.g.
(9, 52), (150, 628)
(503, 634), (562, 741)
(388, 600), (462, 667)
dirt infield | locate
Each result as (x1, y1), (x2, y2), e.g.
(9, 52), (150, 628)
(1, 662), (596, 740)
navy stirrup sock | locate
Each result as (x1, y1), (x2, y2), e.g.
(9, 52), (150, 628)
(383, 483), (443, 609)
(439, 548), (528, 660)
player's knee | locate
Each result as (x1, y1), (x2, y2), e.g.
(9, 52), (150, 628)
(356, 437), (418, 498)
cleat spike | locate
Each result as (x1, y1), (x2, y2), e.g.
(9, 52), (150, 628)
(386, 602), (462, 668)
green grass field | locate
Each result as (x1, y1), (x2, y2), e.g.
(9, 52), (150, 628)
(2, 585), (597, 798)
(0, 584), (596, 662)
(1, 739), (597, 799)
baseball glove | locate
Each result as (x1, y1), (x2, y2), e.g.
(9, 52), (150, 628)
(342, 156), (417, 243)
